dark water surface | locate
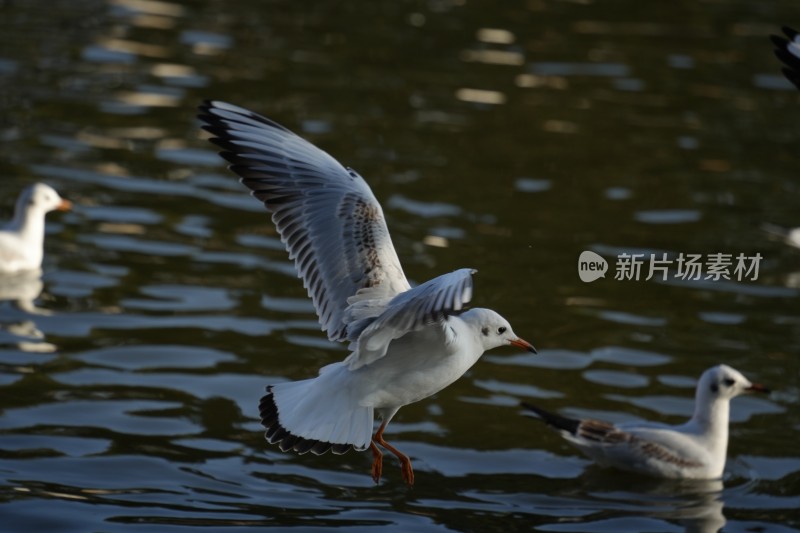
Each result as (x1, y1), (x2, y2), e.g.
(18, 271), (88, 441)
(1, 1), (799, 531)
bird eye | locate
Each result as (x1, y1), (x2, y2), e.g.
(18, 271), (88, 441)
(722, 378), (735, 387)
(498, 326), (507, 334)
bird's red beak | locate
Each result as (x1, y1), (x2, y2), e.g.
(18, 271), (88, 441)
(57, 199), (72, 211)
(745, 382), (770, 394)
(509, 337), (537, 354)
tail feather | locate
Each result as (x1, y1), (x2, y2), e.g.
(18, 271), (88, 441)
(520, 402), (580, 435)
(259, 368), (374, 455)
(260, 388), (342, 455)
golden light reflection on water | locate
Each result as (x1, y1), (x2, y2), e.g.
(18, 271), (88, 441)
(455, 88), (507, 105)
(476, 28), (516, 45)
(94, 162), (131, 177)
(104, 127), (167, 140)
(75, 132), (131, 151)
(113, 91), (182, 107)
(423, 235), (449, 248)
(189, 42), (227, 56)
(151, 63), (199, 79)
(131, 14), (178, 29)
(110, 0), (186, 17)
(515, 73), (569, 89)
(97, 223), (147, 235)
(542, 119), (579, 134)
(460, 49), (525, 66)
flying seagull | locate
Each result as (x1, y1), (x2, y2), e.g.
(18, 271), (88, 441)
(521, 365), (769, 479)
(198, 100), (536, 486)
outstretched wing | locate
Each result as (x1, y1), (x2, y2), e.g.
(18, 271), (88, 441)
(198, 100), (411, 341)
(772, 26), (800, 90)
(344, 268), (475, 370)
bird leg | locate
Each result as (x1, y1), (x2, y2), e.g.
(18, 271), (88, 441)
(371, 420), (414, 487)
(369, 440), (384, 484)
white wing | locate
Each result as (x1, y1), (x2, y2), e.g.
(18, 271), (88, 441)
(344, 268), (475, 370)
(772, 26), (800, 89)
(198, 100), (411, 341)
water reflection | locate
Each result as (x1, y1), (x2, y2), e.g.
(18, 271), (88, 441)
(558, 475), (727, 533)
(0, 270), (45, 315)
(0, 270), (57, 353)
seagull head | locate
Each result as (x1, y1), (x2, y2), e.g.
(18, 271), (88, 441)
(699, 364), (770, 402)
(20, 183), (72, 215)
(464, 308), (537, 354)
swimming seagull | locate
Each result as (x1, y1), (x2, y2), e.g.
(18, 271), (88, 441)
(771, 26), (800, 89)
(0, 182), (72, 274)
(521, 364), (769, 479)
(198, 100), (536, 486)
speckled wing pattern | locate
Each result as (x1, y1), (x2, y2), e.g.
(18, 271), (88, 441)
(772, 26), (800, 90)
(574, 419), (703, 468)
(198, 100), (411, 342)
(522, 402), (703, 470)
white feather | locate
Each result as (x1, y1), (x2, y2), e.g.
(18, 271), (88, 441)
(271, 364), (374, 451)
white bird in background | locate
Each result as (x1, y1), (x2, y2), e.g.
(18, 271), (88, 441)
(0, 182), (71, 274)
(771, 26), (800, 90)
(198, 100), (536, 486)
(521, 365), (769, 479)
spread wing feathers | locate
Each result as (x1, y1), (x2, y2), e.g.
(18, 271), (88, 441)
(343, 268), (476, 370)
(772, 26), (800, 90)
(198, 100), (411, 341)
(521, 403), (703, 469)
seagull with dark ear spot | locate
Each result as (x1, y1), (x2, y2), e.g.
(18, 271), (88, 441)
(198, 100), (536, 487)
(522, 365), (770, 479)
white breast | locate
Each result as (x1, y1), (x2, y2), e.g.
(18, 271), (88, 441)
(354, 316), (482, 409)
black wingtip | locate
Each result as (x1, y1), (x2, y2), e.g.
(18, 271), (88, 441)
(197, 99), (218, 124)
(198, 99), (213, 113)
(196, 99), (296, 135)
(772, 26), (800, 90)
(778, 68), (800, 90)
(771, 35), (789, 49)
(259, 387), (353, 456)
(520, 401), (580, 435)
